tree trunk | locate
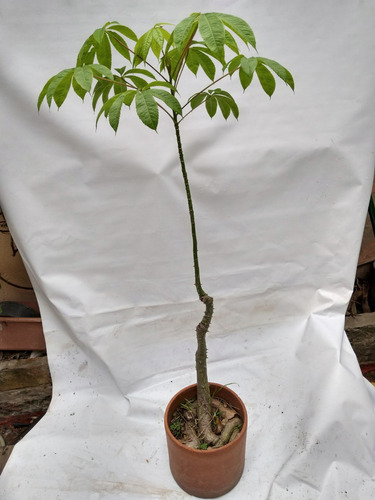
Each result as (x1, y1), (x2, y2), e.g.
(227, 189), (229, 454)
(173, 116), (219, 446)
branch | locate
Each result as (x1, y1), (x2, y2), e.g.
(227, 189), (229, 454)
(0, 274), (33, 290)
(109, 34), (169, 82)
(181, 66), (240, 111)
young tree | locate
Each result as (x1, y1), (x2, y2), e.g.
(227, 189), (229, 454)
(38, 12), (294, 448)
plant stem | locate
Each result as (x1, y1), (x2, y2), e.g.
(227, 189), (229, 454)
(173, 114), (218, 444)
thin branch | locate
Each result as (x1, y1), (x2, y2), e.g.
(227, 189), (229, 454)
(156, 101), (174, 120)
(181, 66), (240, 111)
(110, 34), (169, 82)
(0, 274), (33, 290)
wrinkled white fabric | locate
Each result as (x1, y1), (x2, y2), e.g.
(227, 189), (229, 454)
(0, 0), (375, 498)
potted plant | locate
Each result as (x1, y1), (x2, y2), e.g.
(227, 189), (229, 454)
(38, 11), (294, 497)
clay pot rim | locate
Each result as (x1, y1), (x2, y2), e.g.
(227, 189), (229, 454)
(164, 382), (248, 455)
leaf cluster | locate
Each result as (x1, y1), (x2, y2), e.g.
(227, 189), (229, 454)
(38, 13), (294, 132)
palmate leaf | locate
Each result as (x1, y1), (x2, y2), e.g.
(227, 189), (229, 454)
(198, 13), (225, 62)
(135, 89), (159, 130)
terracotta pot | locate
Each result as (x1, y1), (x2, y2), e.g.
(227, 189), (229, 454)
(164, 383), (247, 498)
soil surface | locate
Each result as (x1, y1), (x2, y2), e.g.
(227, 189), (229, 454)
(170, 396), (243, 450)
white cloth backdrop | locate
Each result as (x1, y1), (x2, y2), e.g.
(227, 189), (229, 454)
(1, 0), (375, 498)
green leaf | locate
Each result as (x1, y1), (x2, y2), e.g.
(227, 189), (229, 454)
(205, 95), (217, 118)
(108, 94), (125, 132)
(144, 81), (176, 91)
(73, 66), (93, 92)
(107, 31), (131, 62)
(37, 75), (54, 110)
(227, 54), (243, 74)
(124, 68), (156, 79)
(96, 33), (112, 67)
(150, 28), (165, 58)
(127, 75), (148, 88)
(240, 56), (258, 77)
(92, 79), (112, 110)
(72, 76), (88, 102)
(107, 23), (138, 42)
(46, 69), (74, 107)
(123, 90), (136, 106)
(239, 67), (253, 90)
(216, 95), (231, 119)
(96, 94), (119, 127)
(210, 89), (239, 119)
(224, 30), (239, 54)
(53, 69), (74, 108)
(93, 27), (106, 45)
(135, 89), (159, 130)
(214, 90), (239, 118)
(89, 64), (114, 81)
(76, 36), (95, 66)
(161, 45), (182, 78)
(159, 27), (171, 42)
(114, 75), (127, 94)
(173, 14), (199, 52)
(186, 49), (200, 75)
(198, 13), (225, 61)
(150, 89), (182, 115)
(215, 13), (256, 49)
(190, 92), (207, 110)
(134, 30), (153, 65)
(189, 47), (216, 80)
(257, 57), (295, 90)
(256, 63), (276, 97)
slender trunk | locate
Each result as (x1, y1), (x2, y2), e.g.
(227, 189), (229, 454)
(173, 114), (219, 445)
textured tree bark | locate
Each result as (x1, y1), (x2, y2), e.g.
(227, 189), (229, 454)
(173, 116), (219, 446)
